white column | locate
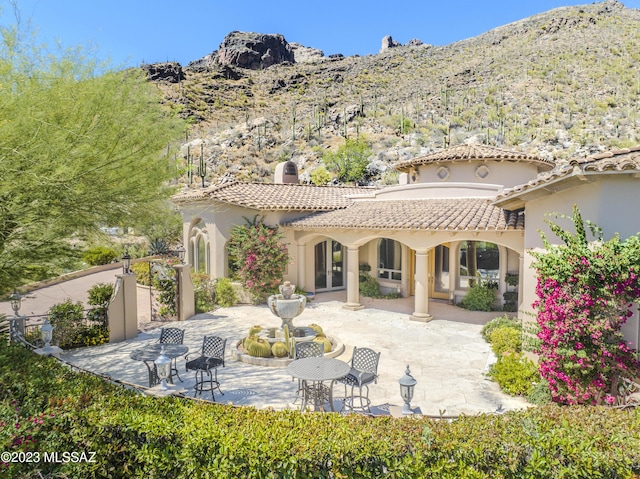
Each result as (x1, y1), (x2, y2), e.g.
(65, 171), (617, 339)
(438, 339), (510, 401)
(297, 243), (306, 291)
(411, 248), (433, 322)
(448, 241), (458, 304)
(518, 254), (524, 311)
(343, 245), (364, 310)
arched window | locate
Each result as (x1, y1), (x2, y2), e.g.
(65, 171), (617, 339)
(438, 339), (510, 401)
(459, 241), (499, 288)
(189, 219), (209, 273)
(378, 238), (402, 281)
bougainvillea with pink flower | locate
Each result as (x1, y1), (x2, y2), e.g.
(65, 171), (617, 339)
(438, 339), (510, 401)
(227, 215), (291, 303)
(531, 205), (640, 405)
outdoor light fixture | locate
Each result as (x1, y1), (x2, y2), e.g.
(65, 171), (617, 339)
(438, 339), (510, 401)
(154, 346), (171, 391)
(122, 250), (132, 274)
(399, 364), (417, 415)
(40, 319), (54, 353)
(176, 245), (186, 263)
(9, 289), (22, 316)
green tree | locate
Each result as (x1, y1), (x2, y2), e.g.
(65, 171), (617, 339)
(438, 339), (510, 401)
(0, 15), (182, 291)
(322, 137), (372, 184)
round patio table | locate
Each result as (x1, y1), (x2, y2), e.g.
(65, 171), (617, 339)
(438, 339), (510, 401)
(286, 357), (350, 412)
(130, 344), (188, 387)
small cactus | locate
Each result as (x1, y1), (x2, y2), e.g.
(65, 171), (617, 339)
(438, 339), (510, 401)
(243, 335), (258, 350)
(271, 341), (288, 358)
(309, 323), (324, 335)
(247, 338), (272, 358)
(314, 336), (332, 353)
(249, 325), (263, 337)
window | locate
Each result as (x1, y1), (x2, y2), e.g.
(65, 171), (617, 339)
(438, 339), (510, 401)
(378, 239), (402, 281)
(459, 241), (499, 288)
(190, 219), (209, 273)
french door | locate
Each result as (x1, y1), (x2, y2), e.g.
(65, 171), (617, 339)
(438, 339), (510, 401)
(314, 240), (345, 291)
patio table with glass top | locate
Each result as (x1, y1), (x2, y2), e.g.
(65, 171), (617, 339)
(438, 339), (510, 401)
(286, 357), (350, 412)
(130, 344), (188, 387)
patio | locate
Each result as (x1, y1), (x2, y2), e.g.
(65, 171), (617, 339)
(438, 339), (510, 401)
(61, 293), (530, 416)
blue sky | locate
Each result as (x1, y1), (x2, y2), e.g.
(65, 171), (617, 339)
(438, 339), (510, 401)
(3, 0), (640, 68)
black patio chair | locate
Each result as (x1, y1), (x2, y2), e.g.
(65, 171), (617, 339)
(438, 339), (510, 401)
(337, 346), (381, 413)
(185, 335), (226, 400)
(157, 327), (185, 383)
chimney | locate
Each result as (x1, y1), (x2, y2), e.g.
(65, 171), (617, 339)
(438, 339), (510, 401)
(274, 160), (299, 184)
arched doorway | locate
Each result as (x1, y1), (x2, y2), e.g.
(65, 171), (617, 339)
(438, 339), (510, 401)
(314, 240), (345, 291)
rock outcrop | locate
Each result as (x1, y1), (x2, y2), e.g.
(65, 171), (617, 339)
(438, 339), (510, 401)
(289, 42), (325, 63)
(217, 31), (295, 69)
(142, 62), (185, 83)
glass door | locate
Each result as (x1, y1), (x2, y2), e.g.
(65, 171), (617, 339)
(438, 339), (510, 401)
(429, 244), (451, 300)
(314, 240), (345, 291)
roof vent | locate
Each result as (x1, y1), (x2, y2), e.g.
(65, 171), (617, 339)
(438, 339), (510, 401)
(274, 160), (299, 184)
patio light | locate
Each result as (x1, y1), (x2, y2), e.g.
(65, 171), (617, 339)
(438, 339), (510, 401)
(122, 250), (132, 274)
(154, 346), (171, 391)
(9, 289), (22, 316)
(40, 319), (54, 352)
(399, 364), (417, 415)
(175, 245), (186, 263)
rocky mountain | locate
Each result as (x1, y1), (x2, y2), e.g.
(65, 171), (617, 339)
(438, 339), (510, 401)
(149, 0), (640, 186)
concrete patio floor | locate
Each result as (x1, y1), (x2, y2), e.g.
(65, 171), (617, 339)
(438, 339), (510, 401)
(60, 289), (531, 417)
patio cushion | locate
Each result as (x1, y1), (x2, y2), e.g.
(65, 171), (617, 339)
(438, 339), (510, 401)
(186, 356), (224, 371)
(339, 369), (375, 386)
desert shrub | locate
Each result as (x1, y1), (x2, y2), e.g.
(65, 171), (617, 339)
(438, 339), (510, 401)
(487, 352), (539, 396)
(131, 262), (152, 285)
(488, 327), (522, 356)
(86, 282), (113, 326)
(192, 271), (216, 313)
(481, 314), (521, 342)
(359, 274), (380, 297)
(48, 299), (84, 348)
(82, 246), (118, 266)
(528, 377), (553, 405)
(215, 277), (238, 308)
(460, 282), (496, 311)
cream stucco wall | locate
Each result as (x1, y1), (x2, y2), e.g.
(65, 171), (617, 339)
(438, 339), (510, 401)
(415, 161), (543, 189)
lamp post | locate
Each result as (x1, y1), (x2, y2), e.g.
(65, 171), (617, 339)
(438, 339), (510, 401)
(154, 346), (171, 391)
(40, 319), (54, 353)
(122, 250), (132, 274)
(399, 365), (417, 415)
(9, 289), (22, 317)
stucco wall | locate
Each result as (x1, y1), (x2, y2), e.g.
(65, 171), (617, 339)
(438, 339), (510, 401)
(416, 161), (541, 189)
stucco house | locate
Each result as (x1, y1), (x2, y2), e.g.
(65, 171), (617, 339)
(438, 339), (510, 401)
(173, 143), (640, 346)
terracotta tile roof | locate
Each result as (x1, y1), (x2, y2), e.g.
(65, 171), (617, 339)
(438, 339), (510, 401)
(172, 182), (373, 211)
(393, 144), (554, 172)
(284, 198), (524, 231)
(496, 145), (640, 203)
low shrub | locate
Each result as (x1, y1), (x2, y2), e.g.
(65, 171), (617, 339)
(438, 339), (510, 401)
(489, 327), (522, 356)
(1, 342), (639, 478)
(48, 299), (84, 348)
(86, 282), (113, 326)
(359, 274), (401, 299)
(215, 277), (238, 308)
(460, 283), (496, 311)
(481, 314), (521, 342)
(82, 246), (119, 266)
(192, 271), (216, 313)
(528, 377), (553, 405)
(131, 261), (151, 286)
(487, 352), (539, 396)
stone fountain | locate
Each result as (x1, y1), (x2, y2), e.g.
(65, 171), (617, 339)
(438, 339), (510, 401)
(267, 281), (306, 330)
(231, 281), (345, 367)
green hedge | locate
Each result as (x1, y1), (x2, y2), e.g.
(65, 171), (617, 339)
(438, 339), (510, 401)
(1, 342), (639, 478)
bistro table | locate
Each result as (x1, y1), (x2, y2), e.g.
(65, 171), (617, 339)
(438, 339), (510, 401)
(130, 344), (188, 387)
(286, 357), (351, 412)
